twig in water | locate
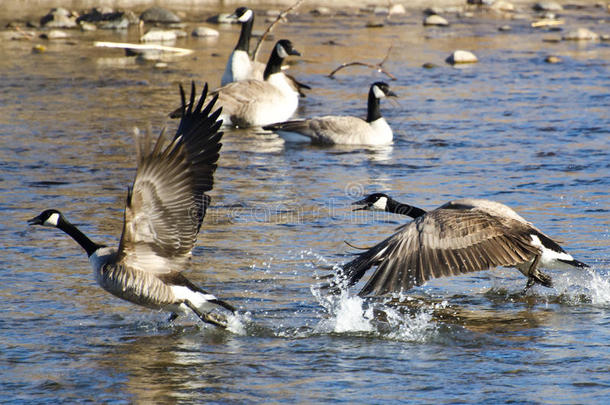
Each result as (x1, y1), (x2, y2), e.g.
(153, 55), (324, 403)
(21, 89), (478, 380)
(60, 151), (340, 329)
(328, 45), (396, 80)
(252, 0), (304, 61)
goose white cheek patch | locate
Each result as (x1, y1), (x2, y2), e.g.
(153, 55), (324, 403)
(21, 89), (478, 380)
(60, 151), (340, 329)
(372, 196), (388, 211)
(372, 85), (385, 99)
(239, 9), (253, 22)
(276, 44), (288, 59)
(44, 213), (60, 227)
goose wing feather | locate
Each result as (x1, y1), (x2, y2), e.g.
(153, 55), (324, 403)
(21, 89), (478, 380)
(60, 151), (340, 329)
(117, 83), (223, 274)
(337, 201), (540, 296)
(268, 116), (371, 145)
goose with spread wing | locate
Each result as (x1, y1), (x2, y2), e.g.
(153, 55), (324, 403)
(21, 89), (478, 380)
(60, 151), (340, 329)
(28, 83), (235, 328)
(328, 193), (588, 296)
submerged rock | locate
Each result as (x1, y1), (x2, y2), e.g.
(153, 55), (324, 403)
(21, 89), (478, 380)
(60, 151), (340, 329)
(389, 4), (406, 15)
(423, 15), (449, 27)
(140, 7), (181, 24)
(498, 25), (512, 31)
(40, 29), (69, 39)
(562, 28), (600, 41)
(192, 26), (219, 37)
(40, 8), (77, 28)
(100, 17), (129, 30)
(141, 29), (177, 42)
(545, 55), (561, 63)
(446, 50), (478, 64)
(533, 2), (563, 12)
(311, 7), (333, 16)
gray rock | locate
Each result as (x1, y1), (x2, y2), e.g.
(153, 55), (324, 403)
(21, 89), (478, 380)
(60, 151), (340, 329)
(311, 7), (332, 16)
(533, 2), (563, 12)
(40, 8), (77, 29)
(389, 4), (406, 15)
(79, 21), (97, 31)
(498, 25), (512, 31)
(545, 55), (561, 63)
(562, 28), (600, 41)
(140, 7), (181, 24)
(491, 1), (515, 12)
(100, 17), (129, 30)
(424, 15), (449, 27)
(207, 13), (237, 24)
(40, 29), (69, 39)
(192, 26), (219, 37)
(140, 29), (177, 42)
(446, 50), (478, 64)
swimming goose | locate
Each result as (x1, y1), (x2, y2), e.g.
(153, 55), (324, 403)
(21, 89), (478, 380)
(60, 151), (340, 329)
(210, 39), (302, 128)
(28, 83), (236, 328)
(221, 7), (255, 86)
(220, 7), (310, 97)
(328, 193), (588, 296)
(263, 82), (396, 145)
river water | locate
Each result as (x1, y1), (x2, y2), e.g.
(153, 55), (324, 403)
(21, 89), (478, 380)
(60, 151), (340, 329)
(1, 5), (609, 404)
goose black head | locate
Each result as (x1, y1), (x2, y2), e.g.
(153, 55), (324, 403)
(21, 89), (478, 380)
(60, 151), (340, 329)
(28, 209), (63, 227)
(371, 82), (397, 99)
(275, 39), (301, 58)
(352, 193), (390, 211)
(231, 7), (253, 23)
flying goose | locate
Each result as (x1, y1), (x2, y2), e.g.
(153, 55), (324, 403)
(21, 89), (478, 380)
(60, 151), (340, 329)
(328, 193), (588, 296)
(221, 7), (310, 97)
(263, 82), (396, 145)
(28, 83), (236, 328)
(209, 39), (302, 128)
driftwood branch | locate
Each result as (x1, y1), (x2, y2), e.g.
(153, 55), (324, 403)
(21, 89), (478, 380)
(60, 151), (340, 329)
(252, 0), (304, 61)
(94, 41), (193, 55)
(328, 45), (396, 80)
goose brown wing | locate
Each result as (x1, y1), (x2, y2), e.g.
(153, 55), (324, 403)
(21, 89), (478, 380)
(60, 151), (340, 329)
(338, 208), (539, 296)
(117, 83), (223, 274)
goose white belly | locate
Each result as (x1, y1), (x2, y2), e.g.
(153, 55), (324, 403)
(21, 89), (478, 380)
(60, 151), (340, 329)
(221, 50), (252, 86)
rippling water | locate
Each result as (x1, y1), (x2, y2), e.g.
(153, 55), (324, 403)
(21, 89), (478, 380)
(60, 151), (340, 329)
(1, 6), (609, 403)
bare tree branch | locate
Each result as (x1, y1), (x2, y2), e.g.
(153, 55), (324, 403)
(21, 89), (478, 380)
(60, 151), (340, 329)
(328, 45), (396, 80)
(252, 0), (304, 61)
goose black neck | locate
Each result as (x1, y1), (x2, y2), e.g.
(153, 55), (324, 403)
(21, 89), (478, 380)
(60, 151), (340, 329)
(263, 49), (284, 80)
(387, 199), (427, 219)
(57, 217), (101, 257)
(235, 17), (254, 52)
(366, 88), (382, 122)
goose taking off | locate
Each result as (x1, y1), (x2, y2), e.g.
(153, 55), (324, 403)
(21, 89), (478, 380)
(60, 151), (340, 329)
(327, 193), (588, 296)
(221, 7), (310, 96)
(28, 83), (236, 328)
(263, 82), (396, 145)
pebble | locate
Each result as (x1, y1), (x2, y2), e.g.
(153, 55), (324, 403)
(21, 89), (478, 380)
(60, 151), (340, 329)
(207, 13), (236, 24)
(140, 7), (181, 24)
(79, 21), (97, 31)
(192, 26), (219, 37)
(498, 25), (512, 31)
(446, 50), (478, 64)
(140, 29), (177, 42)
(32, 44), (46, 53)
(423, 15), (449, 27)
(491, 1), (515, 12)
(40, 29), (69, 39)
(389, 4), (406, 15)
(422, 62), (438, 69)
(544, 55), (561, 63)
(562, 27), (600, 41)
(100, 17), (129, 30)
(366, 20), (385, 28)
(40, 8), (77, 29)
(533, 2), (563, 12)
(310, 7), (332, 16)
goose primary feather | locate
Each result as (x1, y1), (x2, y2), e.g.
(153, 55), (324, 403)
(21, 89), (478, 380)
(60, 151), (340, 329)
(28, 83), (235, 328)
(327, 193), (588, 296)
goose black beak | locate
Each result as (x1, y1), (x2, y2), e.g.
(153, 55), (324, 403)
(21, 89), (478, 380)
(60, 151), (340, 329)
(290, 49), (302, 57)
(27, 216), (43, 225)
(351, 199), (371, 211)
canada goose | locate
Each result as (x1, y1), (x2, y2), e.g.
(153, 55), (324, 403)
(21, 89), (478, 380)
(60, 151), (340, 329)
(221, 7), (255, 86)
(210, 39), (302, 128)
(263, 82), (396, 145)
(221, 7), (310, 96)
(328, 193), (588, 296)
(28, 83), (236, 328)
